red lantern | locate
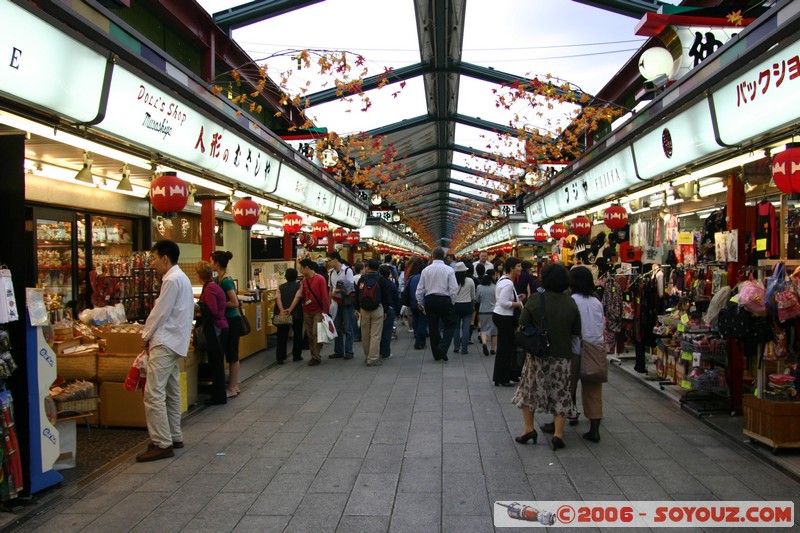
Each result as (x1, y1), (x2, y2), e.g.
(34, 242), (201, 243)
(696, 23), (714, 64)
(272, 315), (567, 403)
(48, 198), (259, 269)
(232, 197), (259, 230)
(603, 205), (628, 230)
(572, 216), (592, 236)
(297, 232), (317, 248)
(772, 143), (800, 194)
(550, 223), (568, 239)
(332, 227), (348, 243)
(503, 243), (513, 254)
(345, 231), (360, 246)
(282, 212), (303, 234)
(533, 227), (548, 242)
(150, 172), (188, 217)
(311, 220), (329, 239)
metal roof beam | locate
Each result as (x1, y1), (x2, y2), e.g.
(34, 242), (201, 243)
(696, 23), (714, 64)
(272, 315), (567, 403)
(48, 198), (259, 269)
(571, 0), (666, 19)
(452, 113), (519, 137)
(456, 62), (582, 100)
(213, 0), (324, 34)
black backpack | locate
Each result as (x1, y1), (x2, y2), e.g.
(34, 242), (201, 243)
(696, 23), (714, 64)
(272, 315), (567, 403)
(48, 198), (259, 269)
(358, 274), (382, 311)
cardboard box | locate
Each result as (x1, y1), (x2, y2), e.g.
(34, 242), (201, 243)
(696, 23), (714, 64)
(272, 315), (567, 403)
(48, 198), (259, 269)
(53, 338), (81, 355)
(103, 330), (143, 355)
(99, 381), (147, 427)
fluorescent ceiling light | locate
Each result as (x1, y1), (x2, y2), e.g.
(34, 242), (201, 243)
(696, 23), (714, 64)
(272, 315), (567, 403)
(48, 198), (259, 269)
(0, 111), (152, 170)
(168, 171), (232, 195)
(25, 159), (148, 197)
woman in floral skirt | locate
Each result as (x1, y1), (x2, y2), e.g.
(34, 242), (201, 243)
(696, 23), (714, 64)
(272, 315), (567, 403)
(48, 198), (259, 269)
(512, 263), (581, 450)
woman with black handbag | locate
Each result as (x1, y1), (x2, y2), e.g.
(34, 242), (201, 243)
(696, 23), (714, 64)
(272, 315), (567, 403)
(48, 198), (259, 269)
(211, 250), (242, 398)
(274, 268), (303, 363)
(195, 262), (228, 405)
(512, 263), (581, 450)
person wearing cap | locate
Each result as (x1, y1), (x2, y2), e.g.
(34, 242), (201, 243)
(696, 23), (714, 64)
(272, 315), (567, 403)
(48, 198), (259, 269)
(451, 261), (476, 354)
(287, 258), (330, 366)
(415, 247), (458, 361)
(327, 251), (355, 360)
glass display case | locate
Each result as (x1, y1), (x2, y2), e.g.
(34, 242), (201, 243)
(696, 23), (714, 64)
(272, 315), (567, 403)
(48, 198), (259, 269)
(33, 207), (146, 318)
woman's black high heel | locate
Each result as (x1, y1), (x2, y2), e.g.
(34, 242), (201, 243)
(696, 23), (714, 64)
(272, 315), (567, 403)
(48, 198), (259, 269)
(515, 430), (538, 444)
(551, 436), (565, 450)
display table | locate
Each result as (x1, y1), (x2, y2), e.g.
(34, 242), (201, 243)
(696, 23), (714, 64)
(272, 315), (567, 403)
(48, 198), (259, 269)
(238, 300), (267, 359)
(743, 394), (800, 452)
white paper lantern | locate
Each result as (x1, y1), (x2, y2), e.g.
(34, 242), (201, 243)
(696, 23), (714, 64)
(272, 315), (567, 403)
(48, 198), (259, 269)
(638, 47), (674, 81)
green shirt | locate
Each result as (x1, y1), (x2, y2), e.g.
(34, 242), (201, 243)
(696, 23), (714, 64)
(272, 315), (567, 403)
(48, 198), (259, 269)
(519, 290), (581, 359)
(217, 276), (240, 318)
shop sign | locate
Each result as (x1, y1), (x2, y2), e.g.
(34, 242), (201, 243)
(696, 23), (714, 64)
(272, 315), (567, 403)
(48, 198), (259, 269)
(332, 196), (367, 228)
(632, 99), (720, 179)
(672, 27), (740, 81)
(151, 213), (222, 245)
(275, 163), (335, 217)
(511, 222), (535, 237)
(0, 1), (108, 122)
(97, 67), (279, 192)
(542, 147), (638, 216)
(525, 199), (548, 224)
(370, 210), (396, 223)
(712, 39), (800, 146)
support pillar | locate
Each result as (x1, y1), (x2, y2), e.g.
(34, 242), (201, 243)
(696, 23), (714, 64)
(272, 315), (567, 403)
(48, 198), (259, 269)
(200, 199), (217, 261)
(726, 171), (745, 415)
(283, 233), (293, 260)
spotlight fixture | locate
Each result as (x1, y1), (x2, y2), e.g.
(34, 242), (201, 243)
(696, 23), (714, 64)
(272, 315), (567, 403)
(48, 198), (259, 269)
(75, 151), (94, 183)
(691, 180), (702, 202)
(117, 163), (133, 191)
(222, 196), (233, 214)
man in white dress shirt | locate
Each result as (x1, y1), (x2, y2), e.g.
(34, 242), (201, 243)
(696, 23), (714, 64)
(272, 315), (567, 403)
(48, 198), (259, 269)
(137, 240), (195, 462)
(415, 247), (458, 361)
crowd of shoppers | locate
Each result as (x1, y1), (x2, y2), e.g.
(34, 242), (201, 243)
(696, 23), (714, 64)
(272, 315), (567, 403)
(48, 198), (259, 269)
(188, 246), (606, 455)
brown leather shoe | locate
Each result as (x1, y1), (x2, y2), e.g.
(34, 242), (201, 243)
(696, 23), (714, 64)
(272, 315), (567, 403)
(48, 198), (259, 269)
(136, 444), (174, 462)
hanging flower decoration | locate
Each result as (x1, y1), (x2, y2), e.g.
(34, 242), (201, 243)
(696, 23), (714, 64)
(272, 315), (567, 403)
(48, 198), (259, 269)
(232, 197), (260, 230)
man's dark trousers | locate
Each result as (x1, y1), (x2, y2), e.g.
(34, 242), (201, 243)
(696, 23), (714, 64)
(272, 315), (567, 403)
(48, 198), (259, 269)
(424, 294), (457, 360)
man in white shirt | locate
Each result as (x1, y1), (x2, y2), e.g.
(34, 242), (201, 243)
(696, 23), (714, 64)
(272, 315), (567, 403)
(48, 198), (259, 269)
(327, 251), (355, 359)
(137, 240), (195, 462)
(415, 247), (458, 361)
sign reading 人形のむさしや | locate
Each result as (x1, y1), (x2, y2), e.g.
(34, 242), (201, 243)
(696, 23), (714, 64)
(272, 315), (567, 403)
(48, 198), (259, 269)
(96, 67), (279, 193)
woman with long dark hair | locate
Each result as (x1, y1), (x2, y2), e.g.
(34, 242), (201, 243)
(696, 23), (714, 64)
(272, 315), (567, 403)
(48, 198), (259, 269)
(512, 263), (581, 450)
(210, 250), (241, 398)
(195, 261), (228, 405)
(451, 262), (476, 354)
(491, 257), (525, 387)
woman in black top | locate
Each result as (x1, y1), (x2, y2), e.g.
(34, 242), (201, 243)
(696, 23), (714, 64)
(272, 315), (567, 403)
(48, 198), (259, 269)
(275, 268), (303, 363)
(512, 263), (581, 450)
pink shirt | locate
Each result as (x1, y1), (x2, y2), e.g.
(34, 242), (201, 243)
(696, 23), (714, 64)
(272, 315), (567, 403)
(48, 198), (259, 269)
(201, 281), (229, 329)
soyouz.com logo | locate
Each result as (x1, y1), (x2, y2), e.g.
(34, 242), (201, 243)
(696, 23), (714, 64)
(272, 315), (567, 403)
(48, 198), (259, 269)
(493, 501), (794, 528)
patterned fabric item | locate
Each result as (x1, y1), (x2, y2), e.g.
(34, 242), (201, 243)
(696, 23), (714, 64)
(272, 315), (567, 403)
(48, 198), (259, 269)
(603, 278), (623, 335)
(512, 355), (577, 418)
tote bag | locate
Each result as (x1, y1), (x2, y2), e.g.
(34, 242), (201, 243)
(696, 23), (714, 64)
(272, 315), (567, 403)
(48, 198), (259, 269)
(580, 341), (608, 383)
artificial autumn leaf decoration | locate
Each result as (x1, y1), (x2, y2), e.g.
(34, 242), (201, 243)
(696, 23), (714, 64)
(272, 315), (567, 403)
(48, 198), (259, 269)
(726, 10), (744, 26)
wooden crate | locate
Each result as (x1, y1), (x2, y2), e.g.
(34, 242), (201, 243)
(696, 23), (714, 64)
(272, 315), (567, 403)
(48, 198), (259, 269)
(743, 394), (800, 451)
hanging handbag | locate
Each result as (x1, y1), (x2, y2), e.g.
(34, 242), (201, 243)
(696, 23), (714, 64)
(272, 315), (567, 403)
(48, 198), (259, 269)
(580, 341), (608, 383)
(739, 276), (766, 314)
(514, 288), (550, 358)
(238, 303), (252, 336)
(775, 278), (800, 322)
(194, 324), (210, 351)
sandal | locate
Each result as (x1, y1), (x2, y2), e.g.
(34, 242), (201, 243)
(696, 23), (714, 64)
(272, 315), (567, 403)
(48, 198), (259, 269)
(226, 391), (239, 398)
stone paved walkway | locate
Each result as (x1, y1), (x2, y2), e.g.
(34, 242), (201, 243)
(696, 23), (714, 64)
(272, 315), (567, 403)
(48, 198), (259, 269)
(12, 327), (800, 532)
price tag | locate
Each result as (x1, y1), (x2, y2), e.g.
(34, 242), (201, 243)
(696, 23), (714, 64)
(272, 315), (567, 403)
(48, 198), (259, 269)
(681, 314), (690, 324)
(681, 351), (693, 361)
(756, 238), (767, 252)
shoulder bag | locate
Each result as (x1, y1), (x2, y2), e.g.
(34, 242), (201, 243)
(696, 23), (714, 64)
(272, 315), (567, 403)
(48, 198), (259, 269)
(514, 288), (550, 358)
(580, 341), (608, 383)
(238, 302), (252, 336)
